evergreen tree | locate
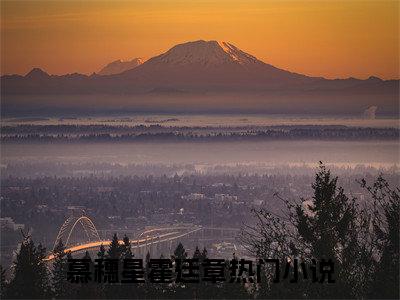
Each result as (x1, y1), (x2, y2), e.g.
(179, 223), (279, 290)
(192, 246), (201, 260)
(121, 235), (133, 259)
(0, 265), (7, 299)
(361, 176), (399, 299)
(52, 239), (69, 298)
(173, 242), (187, 260)
(81, 250), (93, 273)
(200, 247), (208, 261)
(104, 235), (126, 299)
(295, 163), (359, 297)
(145, 250), (151, 275)
(75, 251), (104, 299)
(7, 237), (51, 299)
(107, 233), (122, 259)
(95, 245), (106, 297)
(97, 244), (106, 259)
(242, 163), (369, 298)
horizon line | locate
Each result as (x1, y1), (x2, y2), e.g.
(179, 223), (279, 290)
(2, 40), (399, 81)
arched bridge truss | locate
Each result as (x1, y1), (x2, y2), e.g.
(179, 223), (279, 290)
(53, 215), (101, 252)
(47, 215), (241, 261)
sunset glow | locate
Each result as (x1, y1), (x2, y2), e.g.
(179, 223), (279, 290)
(1, 0), (398, 79)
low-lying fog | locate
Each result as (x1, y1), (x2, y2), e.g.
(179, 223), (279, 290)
(2, 140), (398, 169)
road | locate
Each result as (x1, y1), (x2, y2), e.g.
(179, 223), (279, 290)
(44, 227), (202, 261)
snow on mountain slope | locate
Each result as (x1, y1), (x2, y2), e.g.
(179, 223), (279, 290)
(3, 39), (396, 104)
(150, 40), (260, 67)
(98, 58), (143, 75)
(118, 40), (309, 88)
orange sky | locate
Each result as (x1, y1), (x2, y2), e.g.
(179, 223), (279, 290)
(1, 0), (399, 79)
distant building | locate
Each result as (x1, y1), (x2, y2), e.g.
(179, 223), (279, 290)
(253, 199), (264, 206)
(182, 193), (205, 201)
(0, 217), (25, 231)
(214, 194), (238, 202)
(0, 217), (13, 229)
(364, 106), (378, 119)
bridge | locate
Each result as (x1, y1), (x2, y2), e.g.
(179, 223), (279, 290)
(45, 215), (240, 261)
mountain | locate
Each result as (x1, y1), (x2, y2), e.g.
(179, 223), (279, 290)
(25, 68), (50, 79)
(1, 40), (398, 115)
(98, 58), (143, 75)
(115, 40), (314, 90)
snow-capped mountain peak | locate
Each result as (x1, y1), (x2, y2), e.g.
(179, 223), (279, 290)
(98, 57), (144, 75)
(118, 40), (307, 86)
(150, 40), (261, 68)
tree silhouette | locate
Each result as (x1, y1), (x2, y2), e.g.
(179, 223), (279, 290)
(173, 242), (187, 260)
(6, 237), (51, 298)
(145, 251), (151, 268)
(74, 251), (104, 299)
(200, 247), (208, 261)
(241, 163), (385, 298)
(361, 176), (399, 299)
(121, 235), (133, 259)
(0, 265), (7, 298)
(295, 163), (359, 297)
(52, 239), (70, 298)
(97, 244), (106, 259)
(1, 166), (396, 299)
(107, 233), (122, 259)
(192, 246), (201, 259)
